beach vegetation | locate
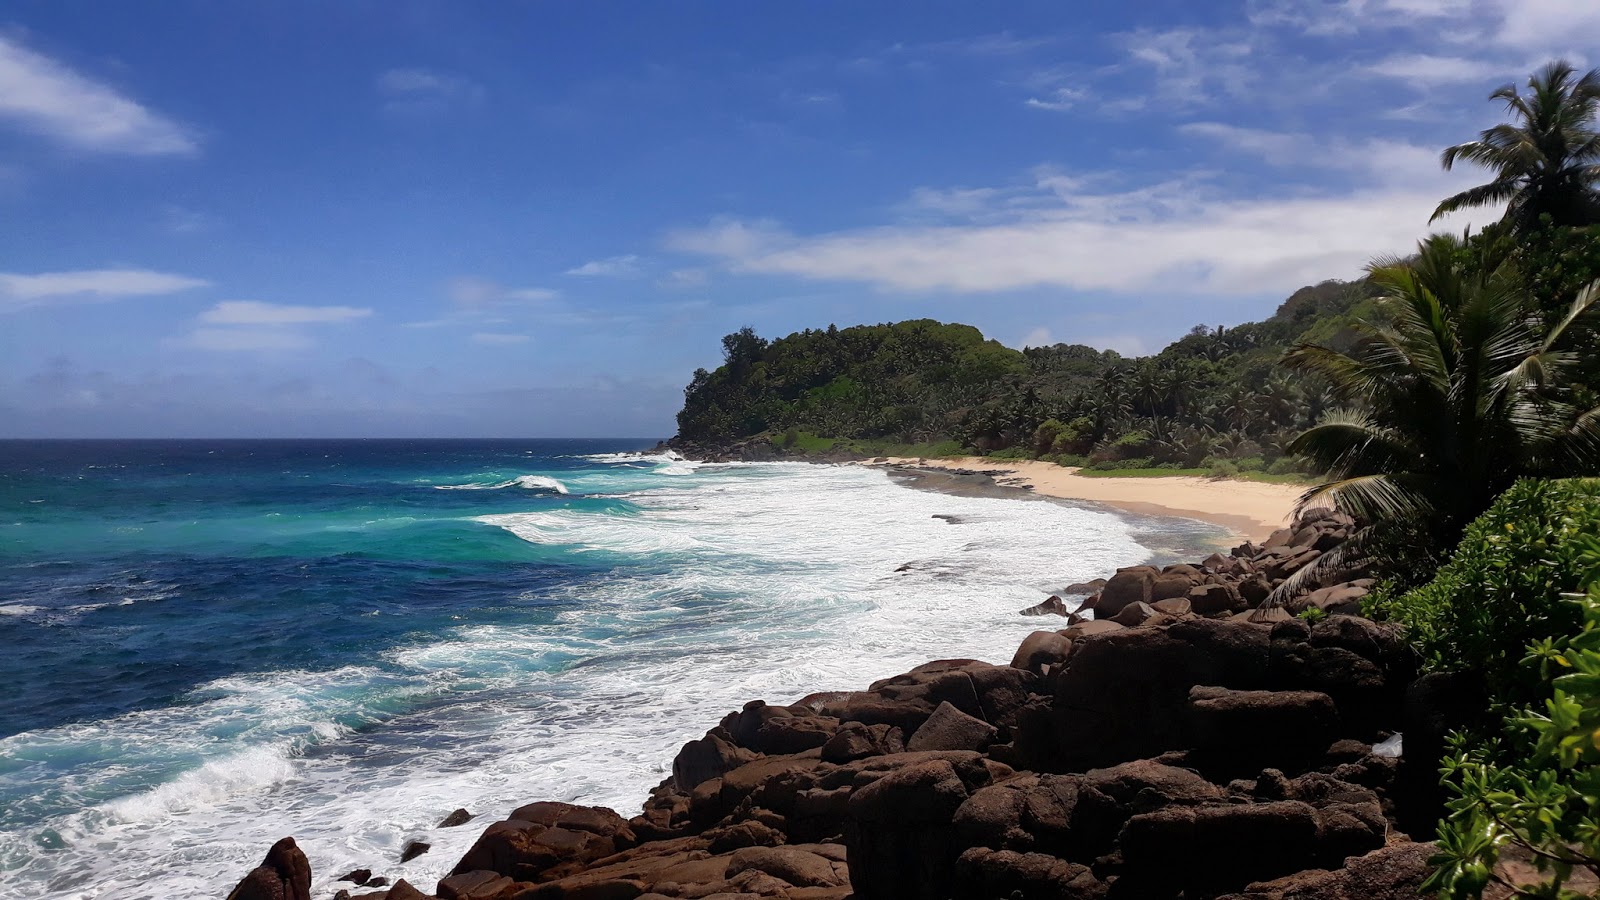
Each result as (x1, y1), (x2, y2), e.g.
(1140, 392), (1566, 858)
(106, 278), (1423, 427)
(1424, 526), (1600, 898)
(1284, 232), (1600, 565)
(1433, 60), (1600, 234)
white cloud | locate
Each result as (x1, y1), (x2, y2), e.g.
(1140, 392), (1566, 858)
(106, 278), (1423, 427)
(199, 300), (373, 325)
(1115, 28), (1257, 104)
(448, 277), (559, 308)
(1024, 87), (1086, 111)
(1487, 0), (1600, 52)
(376, 67), (484, 114)
(178, 328), (313, 352)
(0, 268), (208, 311)
(1365, 53), (1508, 86)
(565, 255), (642, 277)
(669, 174), (1490, 297)
(0, 35), (196, 155)
(471, 332), (530, 345)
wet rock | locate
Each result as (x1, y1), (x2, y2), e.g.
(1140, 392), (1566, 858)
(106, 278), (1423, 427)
(672, 733), (758, 792)
(451, 802), (636, 882)
(1061, 579), (1107, 595)
(401, 841), (431, 863)
(226, 837), (311, 900)
(383, 881), (430, 900)
(1020, 595), (1071, 616)
(438, 809), (475, 828)
(339, 869), (374, 886)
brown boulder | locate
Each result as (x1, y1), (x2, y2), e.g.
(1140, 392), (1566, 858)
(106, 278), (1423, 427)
(1118, 801), (1321, 894)
(1220, 840), (1435, 899)
(436, 871), (516, 900)
(1010, 630), (1074, 675)
(672, 733), (757, 792)
(451, 803), (635, 882)
(846, 758), (987, 899)
(954, 847), (1106, 899)
(1190, 582), (1245, 615)
(226, 837), (311, 900)
(906, 701), (997, 752)
(1151, 572), (1200, 602)
(1059, 619), (1122, 640)
(439, 809), (475, 828)
(1108, 601), (1156, 626)
(1186, 686), (1339, 774)
(727, 845), (847, 887)
(1094, 566), (1156, 618)
(1150, 597), (1191, 616)
(820, 721), (904, 762)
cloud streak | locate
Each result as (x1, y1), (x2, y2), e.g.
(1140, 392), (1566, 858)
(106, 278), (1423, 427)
(0, 268), (208, 311)
(199, 300), (373, 325)
(0, 35), (196, 155)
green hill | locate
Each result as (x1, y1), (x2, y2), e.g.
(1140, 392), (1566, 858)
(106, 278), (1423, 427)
(673, 277), (1385, 474)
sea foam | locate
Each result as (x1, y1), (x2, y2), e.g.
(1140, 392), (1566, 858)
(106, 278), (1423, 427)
(0, 461), (1194, 900)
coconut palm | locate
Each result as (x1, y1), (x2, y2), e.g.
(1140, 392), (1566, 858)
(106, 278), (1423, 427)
(1433, 60), (1600, 231)
(1283, 233), (1600, 556)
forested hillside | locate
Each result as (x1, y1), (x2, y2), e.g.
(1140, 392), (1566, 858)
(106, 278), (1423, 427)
(673, 277), (1384, 474)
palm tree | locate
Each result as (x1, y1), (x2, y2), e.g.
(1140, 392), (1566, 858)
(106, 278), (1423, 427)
(1433, 60), (1600, 231)
(1283, 233), (1600, 558)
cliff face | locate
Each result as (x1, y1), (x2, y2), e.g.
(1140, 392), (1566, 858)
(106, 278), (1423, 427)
(233, 510), (1444, 900)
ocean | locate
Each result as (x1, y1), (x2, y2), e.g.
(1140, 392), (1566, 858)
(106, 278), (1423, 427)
(0, 439), (1224, 899)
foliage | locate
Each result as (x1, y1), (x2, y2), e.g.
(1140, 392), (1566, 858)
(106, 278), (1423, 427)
(1434, 60), (1600, 233)
(1426, 531), (1600, 899)
(1368, 478), (1600, 709)
(1284, 233), (1600, 559)
(677, 277), (1384, 471)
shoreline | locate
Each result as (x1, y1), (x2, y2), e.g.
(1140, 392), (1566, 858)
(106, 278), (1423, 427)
(862, 456), (1303, 543)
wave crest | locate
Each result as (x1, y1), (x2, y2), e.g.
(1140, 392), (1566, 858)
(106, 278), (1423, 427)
(435, 475), (570, 494)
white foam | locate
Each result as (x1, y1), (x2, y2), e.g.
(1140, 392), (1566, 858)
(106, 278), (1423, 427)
(434, 475), (570, 494)
(0, 604), (43, 617)
(0, 462), (1192, 900)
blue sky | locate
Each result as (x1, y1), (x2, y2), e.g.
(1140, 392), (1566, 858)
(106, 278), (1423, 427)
(1, 0), (1594, 437)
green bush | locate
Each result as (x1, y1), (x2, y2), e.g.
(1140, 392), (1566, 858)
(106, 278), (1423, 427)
(1208, 459), (1241, 478)
(1266, 456), (1304, 476)
(1369, 478), (1600, 710)
(1090, 456), (1156, 471)
(987, 446), (1034, 460)
(1427, 534), (1600, 898)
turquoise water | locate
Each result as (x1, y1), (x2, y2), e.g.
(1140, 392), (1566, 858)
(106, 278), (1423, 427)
(0, 439), (1195, 899)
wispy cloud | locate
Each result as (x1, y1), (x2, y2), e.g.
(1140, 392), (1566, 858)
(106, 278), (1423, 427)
(669, 163), (1488, 297)
(471, 332), (531, 345)
(175, 301), (372, 352)
(376, 67), (485, 115)
(447, 277), (559, 309)
(0, 35), (196, 155)
(0, 268), (208, 311)
(198, 300), (373, 325)
(1365, 53), (1510, 87)
(1024, 86), (1087, 112)
(565, 255), (642, 277)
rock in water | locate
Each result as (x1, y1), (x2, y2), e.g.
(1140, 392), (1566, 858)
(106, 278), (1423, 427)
(400, 840), (431, 862)
(1018, 595), (1069, 616)
(225, 837), (311, 900)
(438, 808), (474, 828)
(335, 868), (372, 886)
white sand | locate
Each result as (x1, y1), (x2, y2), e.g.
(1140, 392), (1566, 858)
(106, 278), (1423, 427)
(872, 457), (1305, 542)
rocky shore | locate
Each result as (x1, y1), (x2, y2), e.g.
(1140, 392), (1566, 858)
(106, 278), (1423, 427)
(226, 508), (1452, 900)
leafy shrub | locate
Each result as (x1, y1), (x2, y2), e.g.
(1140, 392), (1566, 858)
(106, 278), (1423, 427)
(1267, 457), (1304, 476)
(1297, 606), (1328, 623)
(987, 446), (1034, 460)
(1208, 459), (1241, 478)
(1427, 534), (1600, 898)
(1090, 456), (1155, 471)
(1369, 478), (1600, 710)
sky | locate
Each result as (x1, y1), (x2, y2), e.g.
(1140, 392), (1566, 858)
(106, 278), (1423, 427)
(2, 0), (1595, 438)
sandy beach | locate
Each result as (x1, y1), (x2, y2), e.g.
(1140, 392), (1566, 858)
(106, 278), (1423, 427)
(871, 457), (1305, 542)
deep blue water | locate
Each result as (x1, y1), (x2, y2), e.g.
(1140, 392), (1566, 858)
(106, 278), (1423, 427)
(0, 440), (644, 741)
